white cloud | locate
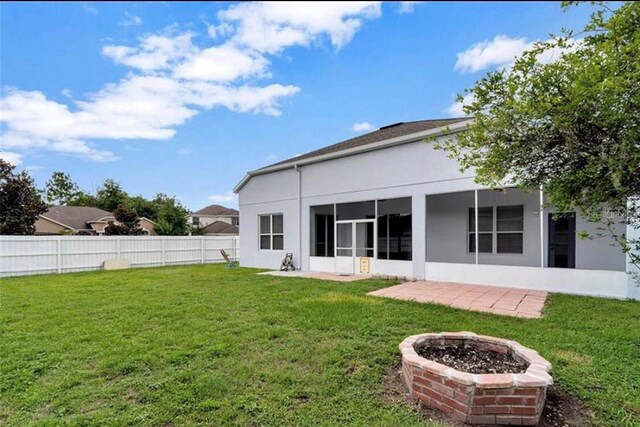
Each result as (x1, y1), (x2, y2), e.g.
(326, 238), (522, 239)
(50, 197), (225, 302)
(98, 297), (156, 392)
(455, 35), (529, 73)
(218, 2), (382, 53)
(24, 165), (44, 172)
(209, 191), (237, 203)
(454, 35), (582, 74)
(2, 1), (388, 164)
(352, 121), (373, 132)
(176, 147), (194, 154)
(0, 151), (23, 165)
(396, 2), (420, 14)
(120, 12), (143, 27)
(83, 3), (98, 15)
(444, 93), (474, 117)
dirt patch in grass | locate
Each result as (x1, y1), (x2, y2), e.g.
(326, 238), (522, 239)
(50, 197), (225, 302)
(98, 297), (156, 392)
(383, 365), (592, 426)
(413, 343), (528, 374)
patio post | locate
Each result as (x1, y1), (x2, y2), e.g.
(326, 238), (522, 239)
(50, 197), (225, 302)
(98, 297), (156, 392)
(540, 187), (544, 268)
(474, 189), (479, 265)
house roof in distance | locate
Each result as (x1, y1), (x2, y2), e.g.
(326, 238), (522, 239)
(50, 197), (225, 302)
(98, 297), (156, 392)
(40, 206), (114, 230)
(192, 204), (239, 216)
(201, 220), (239, 234)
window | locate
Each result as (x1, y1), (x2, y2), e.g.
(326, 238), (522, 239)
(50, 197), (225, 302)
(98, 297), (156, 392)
(192, 216), (199, 226)
(497, 205), (524, 253)
(378, 197), (412, 260)
(259, 214), (284, 250)
(232, 217), (239, 227)
(310, 205), (334, 257)
(469, 207), (493, 253)
(336, 201), (374, 220)
(468, 205), (524, 254)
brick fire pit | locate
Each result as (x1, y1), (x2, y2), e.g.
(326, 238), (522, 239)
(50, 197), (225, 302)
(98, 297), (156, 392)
(399, 332), (553, 425)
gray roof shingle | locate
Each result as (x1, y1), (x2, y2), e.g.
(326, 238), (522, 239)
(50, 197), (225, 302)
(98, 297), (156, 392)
(192, 204), (239, 216)
(41, 206), (114, 230)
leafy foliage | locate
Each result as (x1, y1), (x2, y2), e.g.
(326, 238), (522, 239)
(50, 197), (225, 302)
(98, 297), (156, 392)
(438, 2), (640, 271)
(0, 159), (47, 235)
(104, 205), (143, 235)
(152, 194), (189, 236)
(44, 171), (81, 205)
(96, 179), (129, 212)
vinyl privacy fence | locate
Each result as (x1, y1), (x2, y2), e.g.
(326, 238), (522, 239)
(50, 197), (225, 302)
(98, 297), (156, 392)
(0, 235), (239, 278)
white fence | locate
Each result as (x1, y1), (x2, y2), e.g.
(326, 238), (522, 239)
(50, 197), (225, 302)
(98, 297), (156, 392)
(0, 235), (239, 278)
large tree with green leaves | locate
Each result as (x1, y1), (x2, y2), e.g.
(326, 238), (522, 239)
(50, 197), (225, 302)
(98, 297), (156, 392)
(96, 179), (129, 212)
(44, 171), (81, 205)
(152, 193), (189, 236)
(0, 159), (48, 235)
(439, 2), (640, 270)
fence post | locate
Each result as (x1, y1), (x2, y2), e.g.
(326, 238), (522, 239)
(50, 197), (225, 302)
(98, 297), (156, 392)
(57, 238), (62, 273)
(200, 236), (204, 264)
(232, 237), (236, 261)
(162, 237), (166, 266)
(116, 237), (121, 259)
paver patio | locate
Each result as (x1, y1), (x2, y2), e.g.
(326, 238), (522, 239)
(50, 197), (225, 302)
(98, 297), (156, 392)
(368, 281), (547, 318)
(259, 270), (371, 282)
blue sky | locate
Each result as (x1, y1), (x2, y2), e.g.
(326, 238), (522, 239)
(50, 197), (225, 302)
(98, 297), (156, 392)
(0, 1), (597, 210)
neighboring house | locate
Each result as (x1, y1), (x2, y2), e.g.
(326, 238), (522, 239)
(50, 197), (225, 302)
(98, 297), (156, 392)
(200, 221), (239, 236)
(234, 118), (639, 299)
(189, 204), (239, 230)
(36, 206), (157, 235)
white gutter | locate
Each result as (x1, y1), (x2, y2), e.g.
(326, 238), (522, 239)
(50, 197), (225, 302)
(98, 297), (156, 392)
(233, 119), (473, 193)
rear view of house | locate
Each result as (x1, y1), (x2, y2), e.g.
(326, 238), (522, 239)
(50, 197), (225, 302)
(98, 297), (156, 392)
(234, 119), (639, 299)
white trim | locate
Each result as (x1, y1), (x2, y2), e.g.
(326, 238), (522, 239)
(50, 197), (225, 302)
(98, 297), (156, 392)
(377, 259), (413, 278)
(424, 262), (628, 298)
(539, 188), (544, 268)
(258, 213), (284, 251)
(233, 119), (473, 193)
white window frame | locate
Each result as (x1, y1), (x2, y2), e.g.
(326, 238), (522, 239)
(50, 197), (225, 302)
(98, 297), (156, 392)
(259, 213), (284, 251)
(468, 205), (524, 255)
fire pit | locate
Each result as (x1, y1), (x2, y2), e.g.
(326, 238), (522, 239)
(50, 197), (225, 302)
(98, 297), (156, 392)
(399, 332), (553, 425)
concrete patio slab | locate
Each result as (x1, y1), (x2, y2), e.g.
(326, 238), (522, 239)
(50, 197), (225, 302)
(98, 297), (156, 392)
(259, 270), (371, 282)
(367, 281), (547, 318)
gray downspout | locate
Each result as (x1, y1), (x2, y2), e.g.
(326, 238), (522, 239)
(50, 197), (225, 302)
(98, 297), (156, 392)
(295, 164), (302, 269)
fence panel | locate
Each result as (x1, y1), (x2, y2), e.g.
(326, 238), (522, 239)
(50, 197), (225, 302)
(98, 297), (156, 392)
(0, 235), (239, 278)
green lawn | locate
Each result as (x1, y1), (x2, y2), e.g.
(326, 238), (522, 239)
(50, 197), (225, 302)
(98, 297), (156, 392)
(1, 265), (639, 426)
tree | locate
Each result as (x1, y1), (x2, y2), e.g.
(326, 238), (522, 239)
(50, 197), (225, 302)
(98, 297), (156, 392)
(127, 195), (159, 221)
(0, 159), (48, 235)
(438, 2), (640, 272)
(96, 179), (128, 212)
(44, 171), (81, 205)
(67, 191), (99, 207)
(104, 205), (142, 235)
(152, 193), (189, 235)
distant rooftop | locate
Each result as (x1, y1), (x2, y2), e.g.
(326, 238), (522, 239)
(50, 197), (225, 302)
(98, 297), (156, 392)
(192, 204), (239, 216)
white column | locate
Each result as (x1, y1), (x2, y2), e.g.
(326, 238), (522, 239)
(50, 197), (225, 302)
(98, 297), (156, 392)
(540, 187), (545, 268)
(161, 237), (166, 266)
(474, 189), (479, 265)
(200, 236), (204, 264)
(412, 194), (426, 279)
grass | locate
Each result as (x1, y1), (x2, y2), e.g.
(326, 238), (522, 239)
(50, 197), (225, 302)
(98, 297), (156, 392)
(1, 264), (639, 426)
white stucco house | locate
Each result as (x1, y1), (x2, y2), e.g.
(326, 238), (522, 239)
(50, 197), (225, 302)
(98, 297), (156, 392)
(234, 118), (639, 299)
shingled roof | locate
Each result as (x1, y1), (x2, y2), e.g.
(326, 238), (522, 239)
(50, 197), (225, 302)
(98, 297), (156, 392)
(192, 204), (239, 216)
(262, 118), (469, 170)
(40, 206), (114, 231)
(202, 221), (239, 234)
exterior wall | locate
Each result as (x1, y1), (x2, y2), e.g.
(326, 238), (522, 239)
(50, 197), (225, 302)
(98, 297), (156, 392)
(239, 168), (300, 269)
(237, 134), (635, 297)
(35, 217), (69, 235)
(138, 218), (157, 235)
(189, 215), (236, 227)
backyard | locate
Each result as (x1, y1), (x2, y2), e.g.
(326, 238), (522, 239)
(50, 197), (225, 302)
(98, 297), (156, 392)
(1, 264), (639, 426)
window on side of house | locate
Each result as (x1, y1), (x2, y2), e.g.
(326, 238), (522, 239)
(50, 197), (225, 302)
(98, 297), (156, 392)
(232, 217), (239, 227)
(259, 214), (284, 250)
(468, 207), (493, 253)
(192, 216), (199, 226)
(496, 205), (524, 253)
